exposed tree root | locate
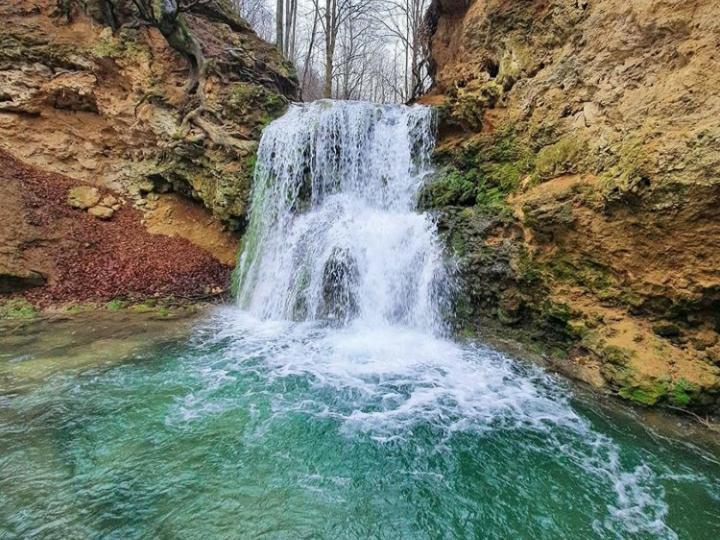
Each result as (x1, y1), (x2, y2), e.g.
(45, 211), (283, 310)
(64, 1), (264, 152)
(664, 405), (720, 433)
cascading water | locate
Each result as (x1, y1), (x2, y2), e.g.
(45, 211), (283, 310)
(234, 100), (447, 330)
(1, 101), (718, 539)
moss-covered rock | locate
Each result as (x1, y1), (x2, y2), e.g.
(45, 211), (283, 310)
(0, 298), (39, 319)
(534, 138), (586, 181)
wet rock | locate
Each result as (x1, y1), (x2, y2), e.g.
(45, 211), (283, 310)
(420, 0), (720, 412)
(652, 323), (682, 338)
(319, 248), (359, 324)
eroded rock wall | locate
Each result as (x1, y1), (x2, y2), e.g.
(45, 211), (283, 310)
(421, 0), (720, 410)
(0, 0), (298, 231)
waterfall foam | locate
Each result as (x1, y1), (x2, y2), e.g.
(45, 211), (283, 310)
(235, 100), (447, 331)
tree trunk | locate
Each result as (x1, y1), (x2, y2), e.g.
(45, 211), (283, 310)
(302, 5), (319, 91)
(323, 52), (333, 99)
(323, 0), (334, 98)
(275, 0), (284, 52)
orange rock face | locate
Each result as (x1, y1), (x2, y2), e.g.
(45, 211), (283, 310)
(422, 0), (720, 410)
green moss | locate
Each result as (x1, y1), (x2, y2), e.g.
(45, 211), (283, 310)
(129, 300), (158, 313)
(669, 378), (700, 407)
(514, 250), (543, 287)
(452, 294), (476, 334)
(0, 298), (38, 319)
(449, 230), (467, 256)
(566, 319), (589, 339)
(421, 168), (477, 207)
(455, 125), (534, 193)
(603, 345), (632, 366)
(614, 375), (703, 408)
(451, 82), (503, 130)
(475, 182), (512, 216)
(227, 83), (287, 118)
(597, 139), (653, 203)
(263, 92), (287, 113)
(426, 125), (534, 217)
(91, 29), (148, 61)
(245, 153), (258, 174)
(543, 255), (630, 308)
(534, 137), (585, 180)
(434, 100), (455, 130)
(106, 299), (126, 311)
(92, 36), (124, 58)
(618, 381), (670, 406)
(542, 300), (573, 324)
(228, 83), (260, 107)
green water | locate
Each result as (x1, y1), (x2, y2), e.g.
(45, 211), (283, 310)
(1, 309), (719, 539)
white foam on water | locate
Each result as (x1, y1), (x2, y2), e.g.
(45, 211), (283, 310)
(179, 310), (676, 538)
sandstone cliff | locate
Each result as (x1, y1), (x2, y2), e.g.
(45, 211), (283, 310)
(1, 0), (297, 229)
(421, 0), (720, 411)
(0, 0), (297, 303)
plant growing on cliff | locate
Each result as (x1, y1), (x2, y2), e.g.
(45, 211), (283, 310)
(534, 137), (585, 181)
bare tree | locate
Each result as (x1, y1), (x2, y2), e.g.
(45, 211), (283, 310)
(371, 0), (430, 101)
(231, 0), (274, 40)
(321, 0), (337, 98)
(227, 0), (432, 103)
(335, 13), (384, 99)
(284, 0), (299, 58)
(276, 0), (285, 51)
(302, 1), (321, 91)
(318, 0), (377, 98)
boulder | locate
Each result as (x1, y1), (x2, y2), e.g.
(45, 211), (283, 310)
(100, 194), (119, 209)
(88, 205), (114, 219)
(67, 186), (101, 209)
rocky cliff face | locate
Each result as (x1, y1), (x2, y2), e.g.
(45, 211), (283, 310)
(0, 0), (297, 230)
(421, 0), (720, 411)
(0, 0), (297, 304)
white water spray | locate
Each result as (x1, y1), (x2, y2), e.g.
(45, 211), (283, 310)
(235, 100), (447, 331)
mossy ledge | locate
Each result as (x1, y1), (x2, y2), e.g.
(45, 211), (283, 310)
(0, 296), (219, 323)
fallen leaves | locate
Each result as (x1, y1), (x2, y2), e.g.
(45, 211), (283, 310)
(3, 150), (233, 306)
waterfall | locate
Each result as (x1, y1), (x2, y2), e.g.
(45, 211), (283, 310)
(235, 100), (448, 332)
